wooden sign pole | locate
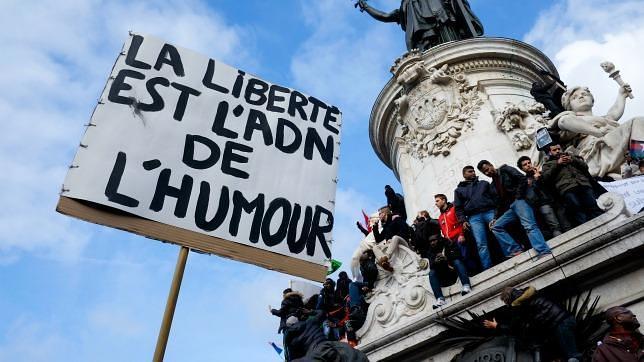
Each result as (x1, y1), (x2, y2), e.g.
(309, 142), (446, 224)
(153, 246), (189, 362)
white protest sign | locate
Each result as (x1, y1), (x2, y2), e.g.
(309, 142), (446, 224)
(59, 33), (341, 280)
(599, 175), (644, 214)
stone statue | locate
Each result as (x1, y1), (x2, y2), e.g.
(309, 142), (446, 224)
(549, 83), (644, 178)
(355, 0), (484, 51)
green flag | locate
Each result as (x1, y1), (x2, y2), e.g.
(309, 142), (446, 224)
(326, 259), (342, 275)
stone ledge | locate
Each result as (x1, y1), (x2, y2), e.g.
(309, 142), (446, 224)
(358, 194), (643, 361)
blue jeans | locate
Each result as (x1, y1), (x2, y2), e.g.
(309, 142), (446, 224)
(348, 282), (367, 309)
(554, 316), (582, 359)
(491, 199), (550, 255)
(563, 186), (603, 226)
(429, 259), (470, 299)
(469, 209), (497, 270)
(322, 320), (341, 341)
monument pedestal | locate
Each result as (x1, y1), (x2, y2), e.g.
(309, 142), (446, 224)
(370, 37), (556, 214)
(361, 38), (644, 361)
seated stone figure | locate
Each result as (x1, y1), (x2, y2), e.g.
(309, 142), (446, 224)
(549, 83), (644, 178)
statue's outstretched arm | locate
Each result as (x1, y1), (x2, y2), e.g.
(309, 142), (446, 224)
(557, 114), (605, 138)
(357, 0), (400, 23)
(604, 84), (632, 121)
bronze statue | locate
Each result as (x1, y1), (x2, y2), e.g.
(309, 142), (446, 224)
(355, 0), (484, 51)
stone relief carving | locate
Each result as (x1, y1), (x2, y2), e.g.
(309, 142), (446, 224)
(493, 101), (549, 151)
(394, 63), (484, 158)
(356, 243), (431, 338)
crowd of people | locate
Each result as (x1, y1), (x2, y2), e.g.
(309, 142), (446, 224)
(268, 144), (642, 360)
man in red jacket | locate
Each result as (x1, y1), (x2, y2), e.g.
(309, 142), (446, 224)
(435, 194), (479, 275)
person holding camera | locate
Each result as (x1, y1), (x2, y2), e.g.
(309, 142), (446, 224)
(542, 143), (604, 226)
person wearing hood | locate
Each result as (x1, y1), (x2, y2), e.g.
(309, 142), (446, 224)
(454, 166), (521, 270)
(593, 306), (643, 362)
(477, 160), (551, 258)
(271, 288), (305, 361)
(483, 286), (581, 362)
(384, 184), (407, 220)
(284, 310), (369, 362)
(270, 288), (305, 334)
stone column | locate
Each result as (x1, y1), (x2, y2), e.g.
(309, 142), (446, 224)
(369, 37), (558, 216)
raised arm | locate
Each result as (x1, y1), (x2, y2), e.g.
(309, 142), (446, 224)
(604, 84), (632, 121)
(357, 0), (400, 23)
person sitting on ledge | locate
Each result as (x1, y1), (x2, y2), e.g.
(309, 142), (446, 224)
(541, 143), (605, 226)
(427, 234), (471, 309)
(593, 306), (643, 362)
(372, 206), (410, 272)
(483, 286), (582, 362)
(477, 160), (551, 258)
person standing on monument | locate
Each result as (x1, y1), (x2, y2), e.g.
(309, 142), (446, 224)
(541, 143), (604, 226)
(517, 156), (567, 239)
(385, 184), (407, 221)
(477, 160), (551, 258)
(593, 306), (643, 362)
(454, 166), (515, 270)
(355, 0), (484, 51)
(435, 193), (479, 275)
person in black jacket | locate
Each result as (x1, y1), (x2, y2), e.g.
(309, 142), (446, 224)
(427, 235), (471, 309)
(270, 288), (305, 334)
(284, 310), (369, 362)
(478, 160), (551, 258)
(483, 286), (581, 361)
(517, 156), (566, 239)
(270, 288), (306, 361)
(372, 206), (411, 272)
(316, 279), (344, 341)
(385, 184), (407, 220)
(410, 210), (441, 260)
(454, 166), (518, 270)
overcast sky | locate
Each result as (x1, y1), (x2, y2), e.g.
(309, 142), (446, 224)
(1, 0), (644, 361)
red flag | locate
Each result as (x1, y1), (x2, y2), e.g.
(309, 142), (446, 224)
(362, 209), (372, 233)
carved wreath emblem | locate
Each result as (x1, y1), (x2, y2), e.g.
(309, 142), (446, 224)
(395, 64), (483, 158)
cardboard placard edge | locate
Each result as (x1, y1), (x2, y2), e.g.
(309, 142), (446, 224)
(56, 196), (327, 282)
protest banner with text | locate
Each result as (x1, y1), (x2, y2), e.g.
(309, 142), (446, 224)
(57, 33), (342, 281)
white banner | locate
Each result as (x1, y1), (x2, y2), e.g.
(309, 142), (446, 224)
(63, 33), (341, 266)
(599, 175), (644, 214)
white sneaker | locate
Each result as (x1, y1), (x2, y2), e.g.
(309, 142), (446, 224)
(461, 284), (472, 295)
(432, 297), (447, 309)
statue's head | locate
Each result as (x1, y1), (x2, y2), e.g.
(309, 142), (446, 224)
(562, 86), (594, 112)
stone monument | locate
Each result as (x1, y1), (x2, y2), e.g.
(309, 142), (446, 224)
(357, 24), (644, 362)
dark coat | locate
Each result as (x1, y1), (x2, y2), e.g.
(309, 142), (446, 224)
(411, 218), (441, 258)
(272, 291), (305, 333)
(360, 252), (379, 290)
(542, 155), (593, 194)
(373, 215), (410, 243)
(396, 0), (483, 51)
(492, 165), (528, 211)
(524, 175), (555, 207)
(284, 310), (327, 360)
(454, 177), (499, 222)
(507, 287), (571, 330)
(385, 186), (407, 220)
(592, 332), (644, 362)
